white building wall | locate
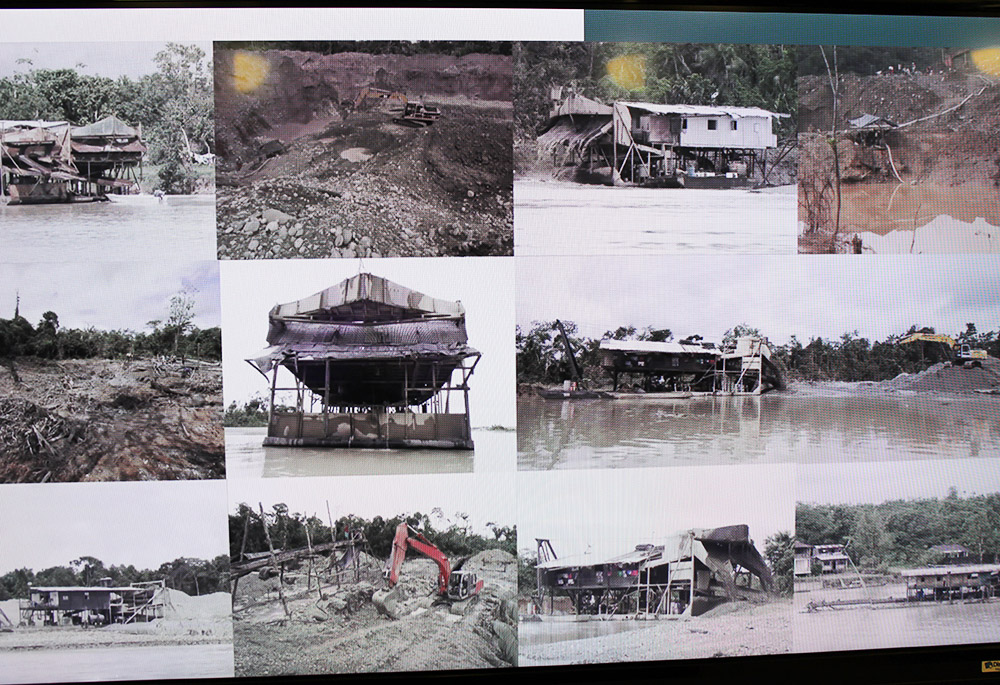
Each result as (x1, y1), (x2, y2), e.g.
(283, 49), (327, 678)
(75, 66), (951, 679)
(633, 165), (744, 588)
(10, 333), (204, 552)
(679, 115), (776, 149)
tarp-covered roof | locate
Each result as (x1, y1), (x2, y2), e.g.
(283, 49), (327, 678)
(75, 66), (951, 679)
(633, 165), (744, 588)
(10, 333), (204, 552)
(600, 339), (721, 356)
(0, 120), (69, 130)
(71, 115), (140, 139)
(619, 102), (790, 119)
(848, 113), (897, 129)
(271, 273), (464, 322)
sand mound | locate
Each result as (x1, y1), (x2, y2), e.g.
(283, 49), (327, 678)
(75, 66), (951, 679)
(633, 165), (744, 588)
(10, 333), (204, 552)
(880, 358), (1000, 393)
(164, 589), (232, 621)
(0, 599), (20, 627)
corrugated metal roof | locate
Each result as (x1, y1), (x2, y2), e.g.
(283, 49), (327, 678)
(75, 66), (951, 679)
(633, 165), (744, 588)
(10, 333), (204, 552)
(600, 339), (721, 356)
(619, 102), (790, 119)
(901, 564), (1000, 577)
(30, 585), (145, 592)
(929, 544), (969, 554)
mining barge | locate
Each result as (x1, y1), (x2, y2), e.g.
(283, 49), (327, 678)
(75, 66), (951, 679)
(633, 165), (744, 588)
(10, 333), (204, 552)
(248, 273), (479, 449)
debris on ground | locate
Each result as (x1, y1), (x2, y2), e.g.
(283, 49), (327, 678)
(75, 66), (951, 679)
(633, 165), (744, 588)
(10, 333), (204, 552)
(215, 49), (513, 259)
(0, 357), (224, 483)
(233, 548), (517, 675)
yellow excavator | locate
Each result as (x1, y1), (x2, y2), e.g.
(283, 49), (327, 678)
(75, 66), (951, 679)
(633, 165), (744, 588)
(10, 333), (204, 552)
(899, 333), (989, 368)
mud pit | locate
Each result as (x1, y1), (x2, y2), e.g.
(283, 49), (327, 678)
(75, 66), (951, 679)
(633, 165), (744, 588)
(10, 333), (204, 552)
(233, 549), (517, 675)
(0, 358), (224, 483)
(798, 70), (1000, 253)
(215, 49), (514, 259)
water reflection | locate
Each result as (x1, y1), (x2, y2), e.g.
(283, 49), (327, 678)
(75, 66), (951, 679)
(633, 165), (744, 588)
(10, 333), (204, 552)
(1, 195), (216, 264)
(518, 390), (1000, 470)
(227, 426), (515, 478)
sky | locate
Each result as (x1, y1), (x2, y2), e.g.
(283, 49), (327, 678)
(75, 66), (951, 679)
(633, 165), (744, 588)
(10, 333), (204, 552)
(518, 464), (794, 559)
(798, 457), (1000, 506)
(0, 481), (229, 573)
(0, 42), (210, 80)
(0, 261), (220, 332)
(220, 257), (516, 428)
(227, 471), (516, 535)
(516, 254), (1000, 346)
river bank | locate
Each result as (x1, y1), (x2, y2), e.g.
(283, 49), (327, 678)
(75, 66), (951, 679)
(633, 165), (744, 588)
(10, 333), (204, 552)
(519, 598), (791, 666)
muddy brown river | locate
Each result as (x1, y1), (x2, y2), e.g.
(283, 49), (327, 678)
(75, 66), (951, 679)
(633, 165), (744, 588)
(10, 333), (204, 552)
(837, 183), (1000, 236)
(517, 386), (1000, 470)
(0, 195), (216, 264)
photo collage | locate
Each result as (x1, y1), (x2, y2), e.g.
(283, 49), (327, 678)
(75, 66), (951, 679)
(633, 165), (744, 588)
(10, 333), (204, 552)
(1, 38), (999, 681)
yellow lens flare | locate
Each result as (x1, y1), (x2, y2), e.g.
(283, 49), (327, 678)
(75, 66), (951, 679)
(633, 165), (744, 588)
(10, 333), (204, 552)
(607, 54), (646, 91)
(233, 51), (269, 94)
(970, 48), (1000, 77)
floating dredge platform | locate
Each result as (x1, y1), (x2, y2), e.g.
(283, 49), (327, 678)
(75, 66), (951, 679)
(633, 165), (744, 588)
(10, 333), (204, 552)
(249, 273), (479, 449)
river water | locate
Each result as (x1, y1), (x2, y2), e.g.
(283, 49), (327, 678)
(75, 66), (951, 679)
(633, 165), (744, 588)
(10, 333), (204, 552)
(517, 387), (1000, 470)
(794, 599), (1000, 653)
(519, 619), (654, 647)
(226, 426), (516, 478)
(514, 179), (796, 255)
(0, 643), (234, 683)
(0, 195), (216, 264)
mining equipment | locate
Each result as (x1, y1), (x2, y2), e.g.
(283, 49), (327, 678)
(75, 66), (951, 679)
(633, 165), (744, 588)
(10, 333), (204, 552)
(343, 87), (442, 127)
(393, 101), (442, 127)
(899, 333), (989, 367)
(372, 522), (483, 618)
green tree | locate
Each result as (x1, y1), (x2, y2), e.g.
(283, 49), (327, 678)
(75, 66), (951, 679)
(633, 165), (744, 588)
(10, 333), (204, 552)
(764, 531), (795, 595)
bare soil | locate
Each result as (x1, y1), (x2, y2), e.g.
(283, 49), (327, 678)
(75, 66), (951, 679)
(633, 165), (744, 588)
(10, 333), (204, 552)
(519, 597), (791, 666)
(233, 549), (517, 675)
(0, 357), (224, 483)
(214, 49), (513, 259)
(878, 357), (1000, 394)
(798, 69), (1000, 253)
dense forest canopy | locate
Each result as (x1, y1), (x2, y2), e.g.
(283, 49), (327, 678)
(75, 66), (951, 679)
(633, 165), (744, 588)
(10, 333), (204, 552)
(0, 554), (230, 600)
(0, 43), (213, 192)
(0, 293), (221, 362)
(220, 41), (511, 57)
(797, 490), (1000, 571)
(517, 319), (999, 386)
(514, 42), (797, 139)
(230, 503), (516, 562)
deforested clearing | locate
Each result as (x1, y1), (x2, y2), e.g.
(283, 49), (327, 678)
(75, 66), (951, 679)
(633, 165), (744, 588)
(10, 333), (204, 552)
(0, 357), (224, 483)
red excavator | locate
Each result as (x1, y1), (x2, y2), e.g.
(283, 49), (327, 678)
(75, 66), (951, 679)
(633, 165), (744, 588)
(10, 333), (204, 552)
(372, 522), (483, 618)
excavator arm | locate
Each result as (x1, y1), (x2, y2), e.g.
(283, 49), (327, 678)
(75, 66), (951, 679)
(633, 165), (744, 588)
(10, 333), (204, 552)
(383, 522), (451, 595)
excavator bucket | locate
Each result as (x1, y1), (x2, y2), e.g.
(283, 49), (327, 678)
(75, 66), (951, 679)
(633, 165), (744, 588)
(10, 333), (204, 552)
(372, 585), (404, 620)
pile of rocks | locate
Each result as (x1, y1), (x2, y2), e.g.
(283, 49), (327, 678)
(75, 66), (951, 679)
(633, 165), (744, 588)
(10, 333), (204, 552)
(220, 206), (380, 260)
